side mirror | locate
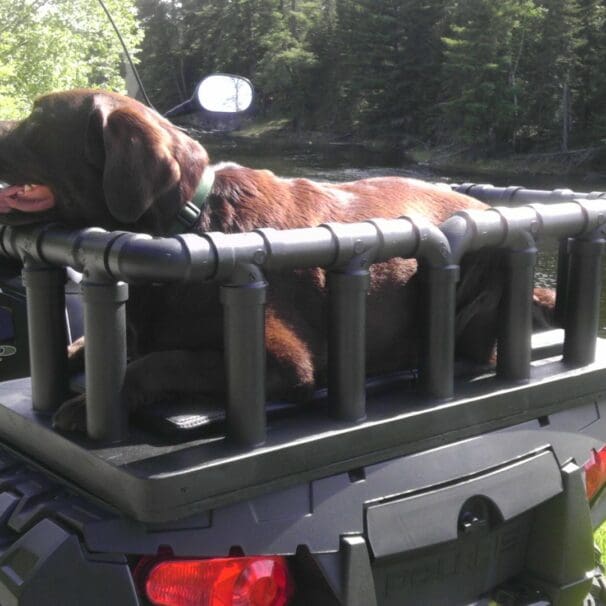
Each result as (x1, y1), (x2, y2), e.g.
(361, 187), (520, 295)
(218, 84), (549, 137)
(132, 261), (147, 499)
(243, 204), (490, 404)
(164, 74), (254, 118)
(196, 74), (253, 113)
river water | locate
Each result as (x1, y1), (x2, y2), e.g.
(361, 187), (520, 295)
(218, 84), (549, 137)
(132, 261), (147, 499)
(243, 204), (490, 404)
(203, 138), (606, 335)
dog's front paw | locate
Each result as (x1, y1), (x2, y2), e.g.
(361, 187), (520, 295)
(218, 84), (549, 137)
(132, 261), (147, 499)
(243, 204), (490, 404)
(52, 394), (87, 432)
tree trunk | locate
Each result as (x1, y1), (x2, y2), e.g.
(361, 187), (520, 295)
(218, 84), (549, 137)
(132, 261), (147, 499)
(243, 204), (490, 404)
(562, 80), (570, 152)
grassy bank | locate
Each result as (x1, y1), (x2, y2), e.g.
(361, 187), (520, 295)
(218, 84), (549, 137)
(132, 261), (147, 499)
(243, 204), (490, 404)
(598, 524), (606, 567)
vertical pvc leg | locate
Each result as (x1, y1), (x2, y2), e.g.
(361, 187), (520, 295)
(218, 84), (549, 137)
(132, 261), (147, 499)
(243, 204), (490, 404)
(327, 270), (369, 422)
(82, 275), (129, 442)
(419, 264), (457, 400)
(563, 237), (604, 367)
(221, 280), (267, 447)
(497, 248), (536, 382)
(22, 262), (68, 413)
(554, 239), (570, 327)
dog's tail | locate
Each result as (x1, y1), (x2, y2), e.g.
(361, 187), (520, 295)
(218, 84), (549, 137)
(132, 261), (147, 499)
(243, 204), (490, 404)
(454, 250), (555, 364)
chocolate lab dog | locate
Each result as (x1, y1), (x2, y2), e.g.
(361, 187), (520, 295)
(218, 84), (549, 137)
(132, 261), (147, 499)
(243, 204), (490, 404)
(0, 90), (554, 431)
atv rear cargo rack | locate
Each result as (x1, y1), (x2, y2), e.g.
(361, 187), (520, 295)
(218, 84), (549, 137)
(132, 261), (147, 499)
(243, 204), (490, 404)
(0, 183), (604, 522)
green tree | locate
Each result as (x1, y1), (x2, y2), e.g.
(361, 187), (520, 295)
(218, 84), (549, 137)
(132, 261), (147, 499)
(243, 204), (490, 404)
(331, 1), (448, 138)
(574, 0), (606, 141)
(524, 0), (582, 149)
(0, 0), (143, 120)
(440, 0), (541, 150)
(396, 1), (448, 139)
(254, 1), (321, 126)
(342, 0), (407, 131)
(136, 0), (187, 110)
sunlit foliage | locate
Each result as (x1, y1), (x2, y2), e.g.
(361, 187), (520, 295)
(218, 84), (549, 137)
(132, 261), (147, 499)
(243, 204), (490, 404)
(0, 0), (142, 119)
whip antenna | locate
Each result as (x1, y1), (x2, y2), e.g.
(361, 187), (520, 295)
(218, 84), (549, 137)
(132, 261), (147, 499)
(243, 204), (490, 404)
(95, 0), (154, 109)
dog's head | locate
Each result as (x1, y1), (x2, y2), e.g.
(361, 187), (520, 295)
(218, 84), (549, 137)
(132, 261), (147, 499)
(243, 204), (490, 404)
(0, 90), (208, 234)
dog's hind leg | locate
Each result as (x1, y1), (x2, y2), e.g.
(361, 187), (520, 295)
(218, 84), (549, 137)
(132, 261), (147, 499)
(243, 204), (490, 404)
(53, 313), (319, 433)
(53, 349), (226, 432)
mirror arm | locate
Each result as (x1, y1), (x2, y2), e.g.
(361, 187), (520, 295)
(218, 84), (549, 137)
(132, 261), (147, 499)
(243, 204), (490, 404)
(164, 98), (197, 119)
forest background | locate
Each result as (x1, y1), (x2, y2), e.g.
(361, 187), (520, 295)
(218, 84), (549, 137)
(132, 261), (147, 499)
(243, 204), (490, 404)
(2, 0), (606, 161)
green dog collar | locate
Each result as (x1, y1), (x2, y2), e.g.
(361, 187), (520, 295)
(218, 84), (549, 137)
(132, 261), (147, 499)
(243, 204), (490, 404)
(168, 167), (215, 235)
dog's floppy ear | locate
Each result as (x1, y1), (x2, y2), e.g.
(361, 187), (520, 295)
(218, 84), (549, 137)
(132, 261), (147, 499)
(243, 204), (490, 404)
(84, 97), (182, 224)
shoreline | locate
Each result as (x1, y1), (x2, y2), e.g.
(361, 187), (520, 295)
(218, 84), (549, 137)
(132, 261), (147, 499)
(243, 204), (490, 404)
(194, 122), (606, 187)
(408, 146), (606, 184)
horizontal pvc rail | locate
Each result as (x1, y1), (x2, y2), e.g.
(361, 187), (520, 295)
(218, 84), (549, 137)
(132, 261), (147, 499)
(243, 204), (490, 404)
(0, 218), (454, 444)
(0, 222), (449, 282)
(453, 183), (606, 206)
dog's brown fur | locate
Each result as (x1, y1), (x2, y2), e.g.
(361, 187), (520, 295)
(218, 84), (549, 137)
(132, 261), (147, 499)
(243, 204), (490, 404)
(0, 90), (553, 430)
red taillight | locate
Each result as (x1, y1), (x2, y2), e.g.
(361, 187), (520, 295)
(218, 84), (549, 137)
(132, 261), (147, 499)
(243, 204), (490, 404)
(585, 446), (606, 501)
(136, 556), (295, 606)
